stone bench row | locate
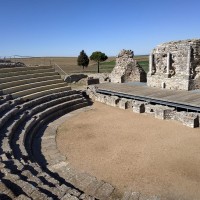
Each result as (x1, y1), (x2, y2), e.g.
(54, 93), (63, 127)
(1, 79), (63, 95)
(1, 92), (84, 156)
(0, 74), (61, 90)
(92, 93), (200, 128)
(0, 90), (80, 131)
(0, 94), (12, 105)
(1, 157), (84, 200)
(0, 71), (59, 85)
(0, 91), (92, 199)
(0, 67), (55, 79)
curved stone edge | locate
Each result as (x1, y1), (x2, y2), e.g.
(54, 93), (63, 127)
(39, 106), (120, 200)
(40, 106), (161, 200)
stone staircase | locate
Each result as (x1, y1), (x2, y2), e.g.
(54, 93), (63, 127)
(0, 66), (94, 199)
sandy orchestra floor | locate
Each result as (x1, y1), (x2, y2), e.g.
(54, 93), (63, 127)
(57, 102), (200, 200)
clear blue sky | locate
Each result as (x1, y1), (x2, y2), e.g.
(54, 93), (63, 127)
(1, 0), (200, 57)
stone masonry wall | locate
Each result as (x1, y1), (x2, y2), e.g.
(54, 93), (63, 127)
(147, 39), (200, 90)
(86, 86), (200, 128)
(110, 49), (146, 83)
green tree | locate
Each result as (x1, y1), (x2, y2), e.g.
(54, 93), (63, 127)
(77, 50), (89, 70)
(90, 51), (108, 73)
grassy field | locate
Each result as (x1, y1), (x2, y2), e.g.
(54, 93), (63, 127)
(13, 55), (149, 74)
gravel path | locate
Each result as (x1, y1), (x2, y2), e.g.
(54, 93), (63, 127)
(57, 102), (200, 200)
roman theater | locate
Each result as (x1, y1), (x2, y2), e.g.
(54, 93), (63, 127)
(0, 39), (200, 200)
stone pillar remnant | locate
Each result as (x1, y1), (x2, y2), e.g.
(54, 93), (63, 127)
(149, 53), (153, 75)
(110, 49), (147, 83)
(187, 46), (191, 75)
(166, 52), (170, 75)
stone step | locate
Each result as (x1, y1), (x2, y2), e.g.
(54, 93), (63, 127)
(0, 74), (61, 90)
(14, 194), (31, 200)
(21, 90), (79, 111)
(0, 67), (55, 79)
(0, 179), (18, 199)
(2, 79), (64, 95)
(0, 107), (20, 129)
(21, 85), (71, 101)
(0, 85), (93, 199)
(1, 158), (66, 199)
(1, 155), (84, 199)
(28, 101), (88, 163)
(2, 172), (50, 199)
(12, 83), (69, 99)
(35, 98), (85, 120)
(0, 71), (59, 84)
(9, 98), (85, 161)
(28, 94), (82, 117)
(0, 65), (52, 74)
(4, 93), (81, 158)
(0, 100), (12, 113)
(0, 94), (12, 105)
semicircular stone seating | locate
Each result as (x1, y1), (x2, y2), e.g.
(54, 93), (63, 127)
(0, 65), (160, 200)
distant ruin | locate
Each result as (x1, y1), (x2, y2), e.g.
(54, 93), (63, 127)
(110, 49), (146, 83)
(147, 39), (200, 90)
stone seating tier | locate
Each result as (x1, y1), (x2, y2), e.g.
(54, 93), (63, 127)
(0, 66), (97, 199)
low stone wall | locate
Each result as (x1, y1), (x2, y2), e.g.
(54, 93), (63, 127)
(64, 73), (110, 84)
(86, 88), (200, 128)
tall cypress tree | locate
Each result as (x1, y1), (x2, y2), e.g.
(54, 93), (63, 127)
(77, 50), (89, 70)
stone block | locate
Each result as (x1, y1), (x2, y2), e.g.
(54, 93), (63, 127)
(87, 78), (100, 85)
(105, 95), (119, 107)
(132, 101), (145, 113)
(145, 104), (155, 114)
(154, 105), (175, 120)
(118, 98), (129, 109)
(182, 114), (199, 128)
(95, 93), (105, 103)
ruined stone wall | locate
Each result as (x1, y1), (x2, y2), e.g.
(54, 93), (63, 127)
(147, 39), (200, 90)
(110, 49), (146, 83)
(86, 86), (200, 128)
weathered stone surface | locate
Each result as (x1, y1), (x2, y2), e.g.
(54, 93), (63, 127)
(118, 98), (130, 109)
(132, 101), (145, 113)
(110, 49), (146, 83)
(182, 113), (199, 128)
(95, 182), (115, 200)
(87, 77), (100, 85)
(122, 190), (140, 200)
(145, 104), (156, 115)
(88, 73), (110, 83)
(14, 194), (32, 200)
(154, 105), (175, 120)
(147, 39), (200, 90)
(64, 74), (88, 83)
(105, 95), (120, 107)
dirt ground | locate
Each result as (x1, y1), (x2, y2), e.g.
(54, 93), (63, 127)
(56, 102), (200, 200)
